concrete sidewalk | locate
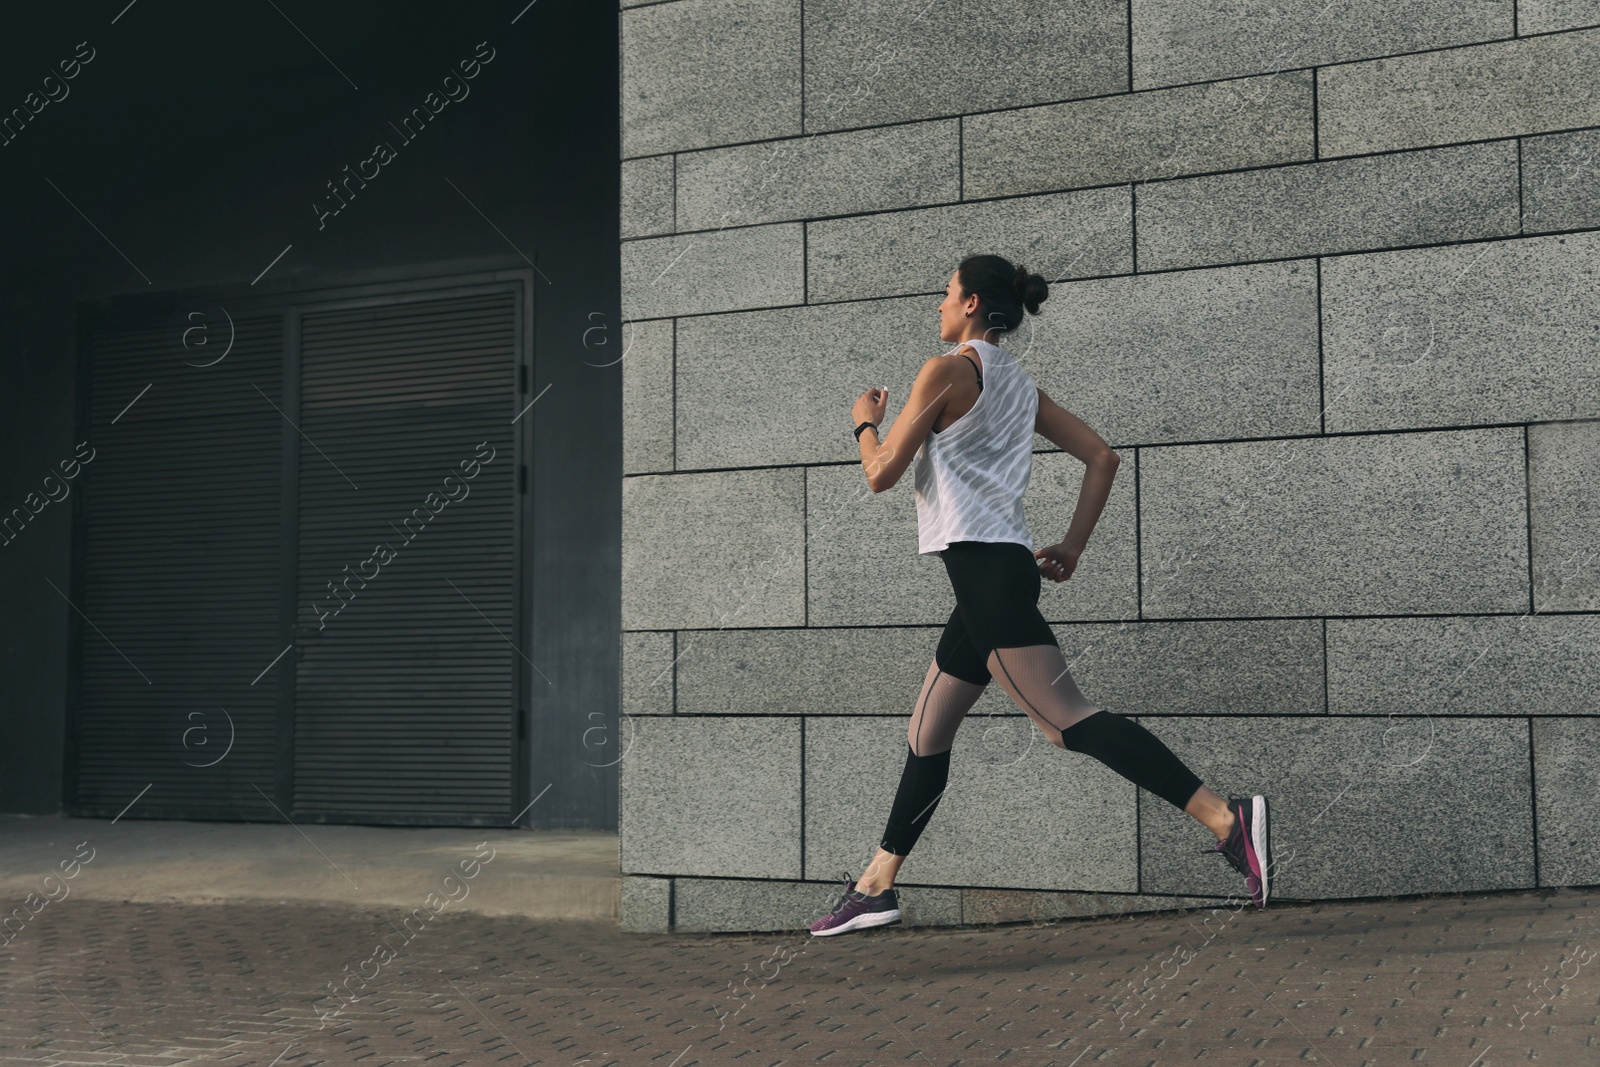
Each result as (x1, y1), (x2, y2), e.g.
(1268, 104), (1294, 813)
(0, 813), (619, 921)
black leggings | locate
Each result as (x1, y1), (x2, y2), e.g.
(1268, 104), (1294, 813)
(879, 540), (1205, 856)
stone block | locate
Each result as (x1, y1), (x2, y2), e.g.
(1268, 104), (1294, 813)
(619, 716), (802, 878)
(1041, 260), (1320, 445)
(620, 875), (672, 933)
(621, 317), (673, 474)
(806, 187), (1130, 304)
(1318, 28), (1600, 157)
(1136, 141), (1518, 271)
(1523, 128), (1600, 235)
(675, 120), (958, 231)
(1532, 717), (1600, 886)
(1137, 716), (1535, 899)
(1138, 428), (1529, 618)
(622, 468), (805, 630)
(674, 626), (936, 715)
(1320, 230), (1600, 432)
(803, 453), (1127, 627)
(673, 875), (961, 932)
(621, 155), (674, 238)
(673, 295), (940, 470)
(804, 717), (1137, 892)
(621, 630), (675, 717)
(963, 72), (1312, 199)
(621, 223), (803, 320)
(1519, 0), (1600, 33)
(1328, 615), (1600, 716)
(960, 888), (1232, 925)
(1054, 619), (1325, 716)
(1130, 0), (1508, 89)
(621, 0), (801, 157)
(1530, 419), (1600, 613)
(802, 0), (1125, 132)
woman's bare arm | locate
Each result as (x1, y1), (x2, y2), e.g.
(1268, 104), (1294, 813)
(861, 357), (955, 493)
(1035, 388), (1118, 465)
(1035, 388), (1119, 555)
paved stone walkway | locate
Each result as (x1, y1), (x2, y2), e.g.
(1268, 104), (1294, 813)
(1, 887), (1597, 1065)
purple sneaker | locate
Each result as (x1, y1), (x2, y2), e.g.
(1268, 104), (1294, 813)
(808, 872), (902, 936)
(1203, 795), (1271, 908)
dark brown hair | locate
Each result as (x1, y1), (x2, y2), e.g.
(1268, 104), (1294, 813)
(956, 254), (1049, 335)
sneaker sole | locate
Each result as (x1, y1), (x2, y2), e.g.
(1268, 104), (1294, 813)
(810, 908), (902, 936)
(1251, 795), (1271, 908)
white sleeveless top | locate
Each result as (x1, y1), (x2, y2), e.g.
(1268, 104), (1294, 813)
(913, 338), (1040, 555)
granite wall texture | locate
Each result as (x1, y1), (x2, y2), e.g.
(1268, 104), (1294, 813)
(616, 0), (1600, 934)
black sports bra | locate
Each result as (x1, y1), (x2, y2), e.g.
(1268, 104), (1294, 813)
(931, 353), (983, 435)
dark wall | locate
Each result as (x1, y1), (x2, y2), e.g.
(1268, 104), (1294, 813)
(0, 1), (619, 828)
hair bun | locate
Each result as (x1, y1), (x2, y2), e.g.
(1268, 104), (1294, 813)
(1011, 263), (1049, 316)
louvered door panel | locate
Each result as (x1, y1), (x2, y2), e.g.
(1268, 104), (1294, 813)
(290, 291), (518, 820)
(73, 313), (286, 816)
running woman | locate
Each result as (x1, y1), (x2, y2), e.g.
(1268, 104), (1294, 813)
(808, 254), (1271, 937)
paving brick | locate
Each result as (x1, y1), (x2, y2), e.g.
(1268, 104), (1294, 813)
(0, 890), (1596, 1064)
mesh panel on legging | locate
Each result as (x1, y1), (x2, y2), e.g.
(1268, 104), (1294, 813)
(987, 643), (1204, 811)
(984, 643), (1103, 735)
(907, 657), (987, 756)
(878, 660), (988, 856)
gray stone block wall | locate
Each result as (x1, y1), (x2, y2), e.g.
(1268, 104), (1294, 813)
(617, 0), (1600, 933)
(1519, 1), (1600, 34)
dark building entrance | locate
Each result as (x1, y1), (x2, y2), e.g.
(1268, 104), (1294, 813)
(0, 2), (620, 830)
(68, 266), (538, 825)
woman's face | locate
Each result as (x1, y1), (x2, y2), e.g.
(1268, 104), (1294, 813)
(938, 270), (971, 343)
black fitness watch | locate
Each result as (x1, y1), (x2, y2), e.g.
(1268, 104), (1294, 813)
(853, 421), (877, 440)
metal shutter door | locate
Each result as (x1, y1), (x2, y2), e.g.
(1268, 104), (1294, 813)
(290, 290), (518, 822)
(72, 313), (287, 818)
